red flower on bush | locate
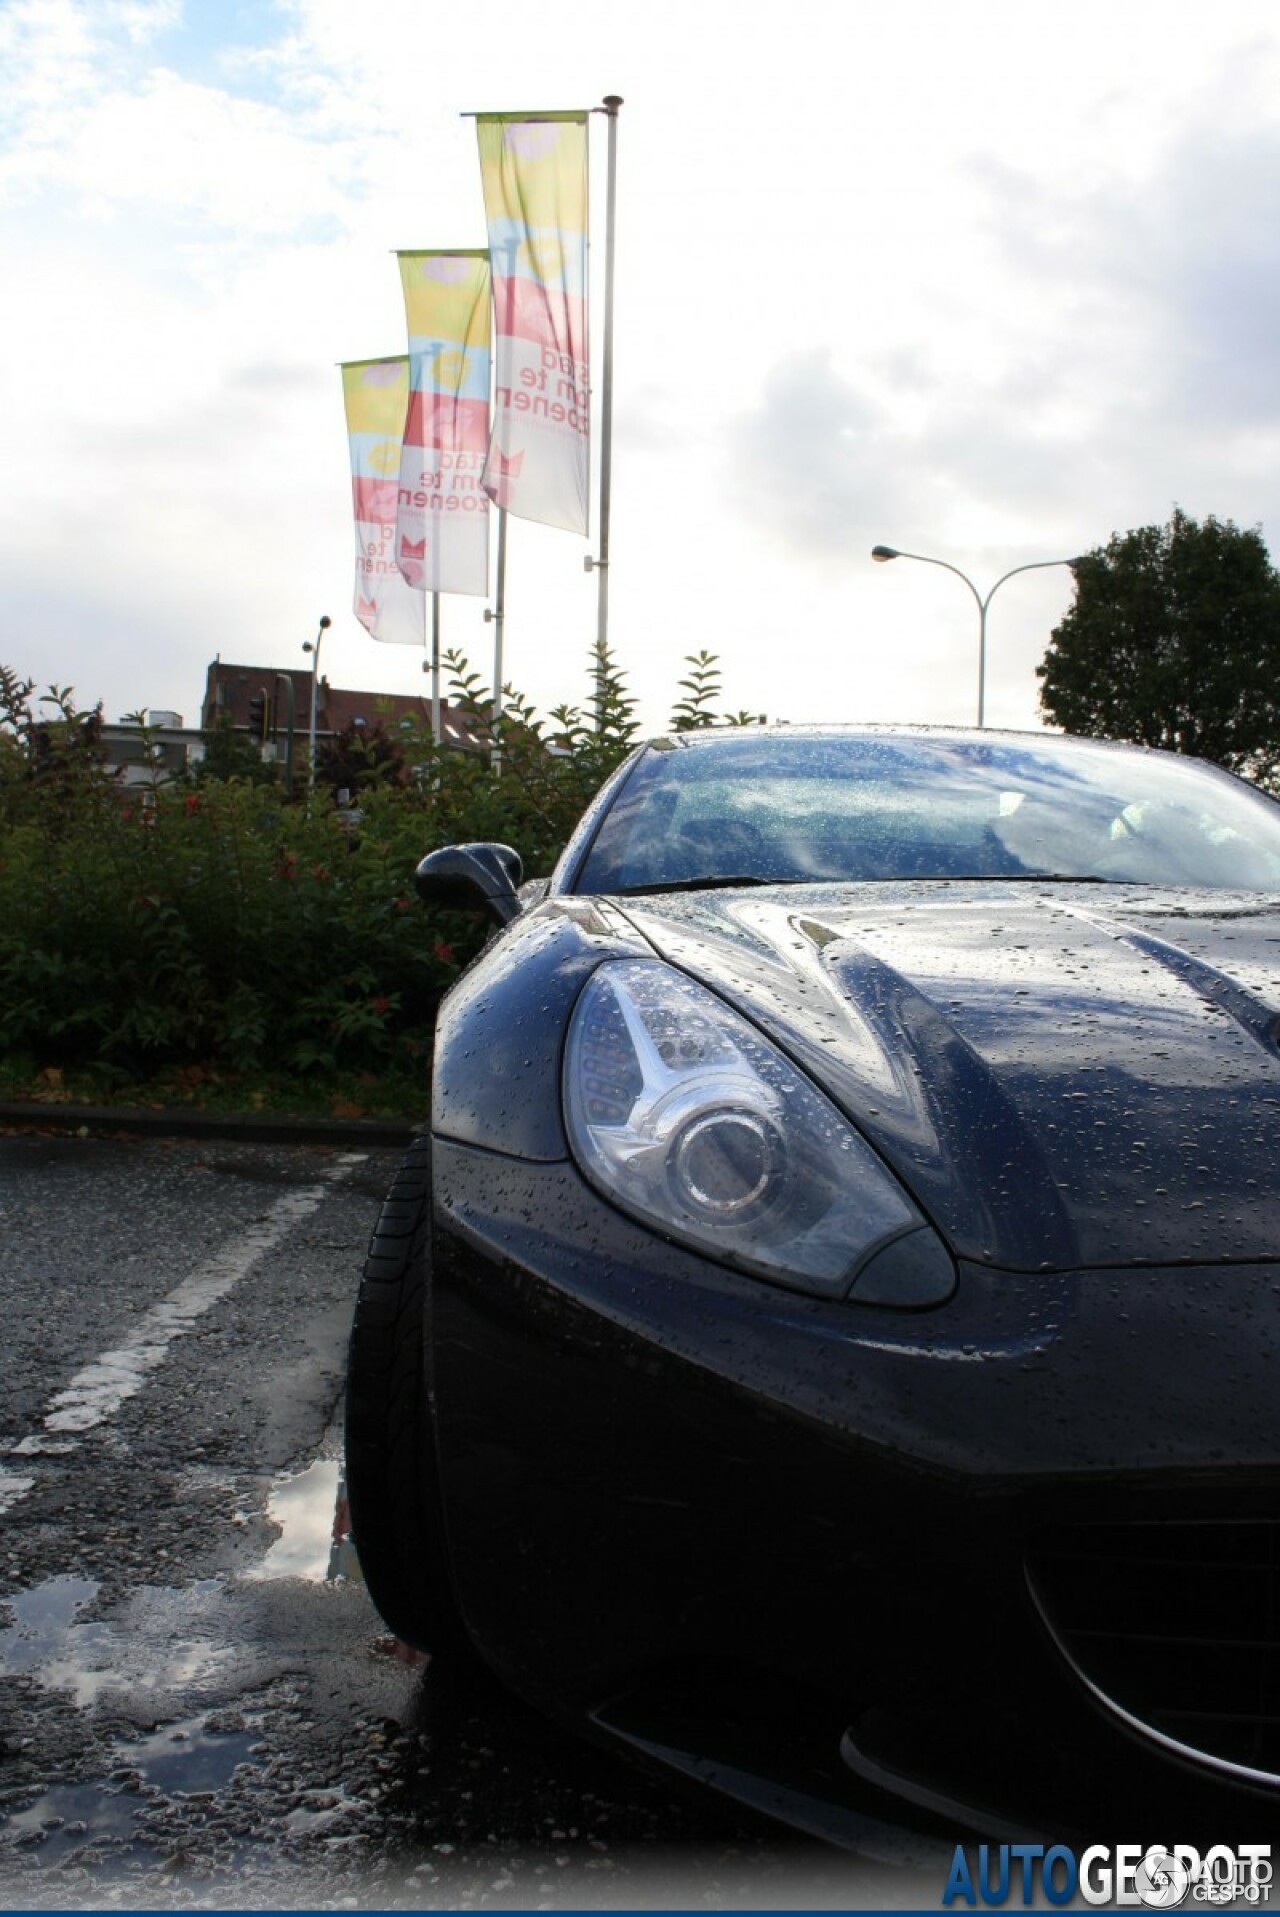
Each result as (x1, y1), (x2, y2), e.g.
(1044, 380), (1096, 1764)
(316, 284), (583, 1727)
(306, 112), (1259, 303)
(432, 939), (455, 963)
(273, 851), (297, 881)
(310, 864), (330, 882)
(371, 996), (393, 1017)
(184, 793), (200, 816)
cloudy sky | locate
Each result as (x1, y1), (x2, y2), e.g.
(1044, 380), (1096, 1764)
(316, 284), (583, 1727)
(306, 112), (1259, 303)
(5, 0), (1280, 737)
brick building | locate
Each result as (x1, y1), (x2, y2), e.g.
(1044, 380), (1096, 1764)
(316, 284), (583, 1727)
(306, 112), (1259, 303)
(200, 660), (475, 751)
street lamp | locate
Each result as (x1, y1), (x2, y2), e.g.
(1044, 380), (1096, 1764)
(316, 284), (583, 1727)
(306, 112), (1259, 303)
(870, 545), (1078, 729)
(301, 615), (332, 792)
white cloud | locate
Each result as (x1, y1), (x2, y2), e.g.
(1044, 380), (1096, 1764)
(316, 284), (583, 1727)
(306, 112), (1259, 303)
(51, 68), (363, 233)
(727, 351), (912, 561)
(5, 0), (1280, 741)
(0, 0), (181, 186)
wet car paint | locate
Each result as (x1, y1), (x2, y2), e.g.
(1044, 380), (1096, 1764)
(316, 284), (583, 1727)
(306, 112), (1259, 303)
(407, 729), (1280, 1840)
(620, 884), (1280, 1267)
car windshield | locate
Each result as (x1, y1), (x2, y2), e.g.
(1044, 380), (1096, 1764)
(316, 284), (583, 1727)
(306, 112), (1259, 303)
(571, 732), (1280, 894)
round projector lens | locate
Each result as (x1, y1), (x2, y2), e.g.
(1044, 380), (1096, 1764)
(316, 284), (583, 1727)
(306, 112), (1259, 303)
(671, 1110), (781, 1218)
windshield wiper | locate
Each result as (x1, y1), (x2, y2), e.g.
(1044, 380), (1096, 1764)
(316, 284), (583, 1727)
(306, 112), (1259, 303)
(611, 874), (785, 896)
(611, 871), (1140, 897)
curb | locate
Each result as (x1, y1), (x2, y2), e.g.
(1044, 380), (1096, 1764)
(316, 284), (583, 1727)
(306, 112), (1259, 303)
(0, 1100), (421, 1149)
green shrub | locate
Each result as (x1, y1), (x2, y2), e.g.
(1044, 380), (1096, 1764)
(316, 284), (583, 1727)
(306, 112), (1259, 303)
(0, 644), (741, 1102)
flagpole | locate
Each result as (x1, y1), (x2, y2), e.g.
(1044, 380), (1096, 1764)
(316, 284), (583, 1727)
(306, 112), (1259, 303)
(485, 505), (508, 773)
(593, 94), (623, 728)
(430, 592), (442, 747)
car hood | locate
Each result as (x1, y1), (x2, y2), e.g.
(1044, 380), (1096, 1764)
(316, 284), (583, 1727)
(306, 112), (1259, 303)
(611, 882), (1280, 1272)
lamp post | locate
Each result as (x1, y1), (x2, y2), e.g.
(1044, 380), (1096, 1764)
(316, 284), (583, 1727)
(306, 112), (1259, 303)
(301, 615), (331, 792)
(870, 545), (1078, 729)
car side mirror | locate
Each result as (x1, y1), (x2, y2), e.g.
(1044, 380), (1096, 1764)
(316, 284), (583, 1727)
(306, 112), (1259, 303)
(415, 843), (524, 927)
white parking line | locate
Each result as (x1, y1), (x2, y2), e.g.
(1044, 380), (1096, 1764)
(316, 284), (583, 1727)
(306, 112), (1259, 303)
(1, 1153), (366, 1513)
(0, 1469), (35, 1515)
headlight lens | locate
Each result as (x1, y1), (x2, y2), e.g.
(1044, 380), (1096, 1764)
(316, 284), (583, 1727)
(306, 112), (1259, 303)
(563, 960), (941, 1301)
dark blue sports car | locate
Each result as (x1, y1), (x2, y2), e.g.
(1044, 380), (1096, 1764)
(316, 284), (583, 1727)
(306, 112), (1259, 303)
(347, 725), (1280, 1844)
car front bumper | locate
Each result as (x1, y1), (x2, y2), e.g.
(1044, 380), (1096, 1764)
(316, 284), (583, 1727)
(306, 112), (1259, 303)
(428, 1135), (1280, 1845)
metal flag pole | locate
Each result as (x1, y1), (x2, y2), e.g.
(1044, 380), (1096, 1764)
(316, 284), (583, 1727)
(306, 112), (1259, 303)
(590, 94), (623, 728)
(485, 506), (508, 772)
(430, 593), (442, 747)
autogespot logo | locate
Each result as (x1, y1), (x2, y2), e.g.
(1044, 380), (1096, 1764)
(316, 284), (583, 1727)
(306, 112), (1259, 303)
(941, 1843), (1274, 1907)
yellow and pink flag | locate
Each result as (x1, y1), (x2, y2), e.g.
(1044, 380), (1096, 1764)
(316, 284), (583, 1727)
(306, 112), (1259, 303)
(475, 112), (590, 535)
(340, 357), (426, 647)
(396, 250), (493, 597)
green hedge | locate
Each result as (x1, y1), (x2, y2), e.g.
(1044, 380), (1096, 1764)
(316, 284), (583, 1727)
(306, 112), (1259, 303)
(0, 647), (736, 1103)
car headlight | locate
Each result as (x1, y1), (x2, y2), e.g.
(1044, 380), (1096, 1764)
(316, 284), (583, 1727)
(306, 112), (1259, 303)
(563, 960), (954, 1306)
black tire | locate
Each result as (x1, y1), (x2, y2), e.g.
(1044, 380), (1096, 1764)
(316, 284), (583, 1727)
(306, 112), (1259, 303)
(345, 1134), (466, 1653)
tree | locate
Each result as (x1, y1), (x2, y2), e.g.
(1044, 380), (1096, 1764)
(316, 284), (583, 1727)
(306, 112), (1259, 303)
(1037, 509), (1280, 791)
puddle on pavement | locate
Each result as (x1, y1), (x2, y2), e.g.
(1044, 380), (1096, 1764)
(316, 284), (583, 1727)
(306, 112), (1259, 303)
(0, 1458), (361, 1713)
(0, 1456), (370, 1875)
(0, 1575), (118, 1707)
(249, 1457), (362, 1584)
(0, 1574), (233, 1707)
(0, 1577), (264, 1868)
(125, 1710), (262, 1792)
(0, 1779), (145, 1867)
(0, 1714), (264, 1869)
(0, 1456), (378, 1867)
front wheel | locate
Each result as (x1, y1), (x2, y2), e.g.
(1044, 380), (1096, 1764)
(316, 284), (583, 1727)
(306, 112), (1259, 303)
(345, 1135), (466, 1653)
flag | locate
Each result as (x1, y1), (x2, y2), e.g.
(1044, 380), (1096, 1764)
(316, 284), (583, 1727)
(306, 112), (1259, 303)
(475, 111), (589, 534)
(340, 358), (427, 646)
(396, 250), (493, 596)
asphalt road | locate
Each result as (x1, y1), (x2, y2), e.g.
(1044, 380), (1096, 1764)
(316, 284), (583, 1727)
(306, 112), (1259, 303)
(0, 1129), (934, 1911)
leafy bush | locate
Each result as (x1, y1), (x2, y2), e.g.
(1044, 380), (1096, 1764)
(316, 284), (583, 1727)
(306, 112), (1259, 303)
(0, 644), (741, 1107)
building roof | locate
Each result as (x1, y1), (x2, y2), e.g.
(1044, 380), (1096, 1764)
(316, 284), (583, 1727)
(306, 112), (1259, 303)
(201, 660), (476, 748)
